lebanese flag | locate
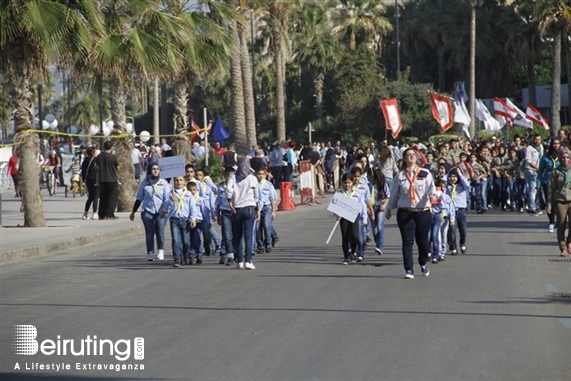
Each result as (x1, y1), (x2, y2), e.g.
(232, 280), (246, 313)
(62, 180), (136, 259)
(190, 119), (212, 142)
(379, 98), (402, 139)
(493, 97), (516, 121)
(429, 93), (454, 132)
(526, 105), (549, 130)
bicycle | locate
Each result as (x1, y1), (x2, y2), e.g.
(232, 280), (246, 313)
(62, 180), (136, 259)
(69, 172), (85, 198)
(43, 165), (56, 196)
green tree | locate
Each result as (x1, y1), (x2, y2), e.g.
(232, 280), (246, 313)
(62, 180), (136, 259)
(90, 0), (185, 210)
(0, 0), (102, 227)
(257, 0), (298, 142)
(527, 0), (571, 134)
(332, 0), (393, 52)
(294, 2), (341, 124)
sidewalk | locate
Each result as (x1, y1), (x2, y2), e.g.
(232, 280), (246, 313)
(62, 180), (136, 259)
(0, 187), (143, 263)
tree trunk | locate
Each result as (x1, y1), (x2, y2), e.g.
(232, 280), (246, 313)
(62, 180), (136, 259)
(527, 56), (537, 107)
(172, 80), (195, 164)
(273, 27), (286, 141)
(10, 64), (46, 227)
(565, 37), (571, 125)
(153, 77), (160, 146)
(109, 76), (136, 212)
(229, 18), (248, 154)
(437, 45), (446, 92)
(468, 3), (476, 138)
(550, 30), (562, 134)
(315, 71), (325, 122)
(239, 20), (257, 149)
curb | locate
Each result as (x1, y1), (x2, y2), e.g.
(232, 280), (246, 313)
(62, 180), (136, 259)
(0, 225), (144, 264)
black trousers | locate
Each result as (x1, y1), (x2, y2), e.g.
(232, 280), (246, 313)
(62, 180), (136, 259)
(396, 209), (431, 272)
(84, 180), (99, 213)
(98, 182), (118, 219)
(339, 217), (359, 257)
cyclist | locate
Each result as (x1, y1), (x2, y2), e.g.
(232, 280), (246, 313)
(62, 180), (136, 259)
(42, 150), (62, 186)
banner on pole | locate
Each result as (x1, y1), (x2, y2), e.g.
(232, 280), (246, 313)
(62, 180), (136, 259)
(379, 99), (402, 139)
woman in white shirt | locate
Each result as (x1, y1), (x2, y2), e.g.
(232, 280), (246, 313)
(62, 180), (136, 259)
(388, 148), (436, 279)
(226, 157), (260, 270)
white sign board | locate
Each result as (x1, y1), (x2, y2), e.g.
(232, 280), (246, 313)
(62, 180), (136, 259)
(327, 192), (362, 223)
(158, 155), (185, 179)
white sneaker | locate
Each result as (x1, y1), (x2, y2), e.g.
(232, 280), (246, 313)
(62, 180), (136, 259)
(236, 262), (245, 269)
(244, 262), (256, 270)
(548, 224), (554, 233)
(82, 213), (88, 220)
(157, 249), (165, 260)
(147, 252), (154, 261)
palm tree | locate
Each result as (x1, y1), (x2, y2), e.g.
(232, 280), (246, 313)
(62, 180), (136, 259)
(257, 0), (298, 142)
(468, 0), (483, 139)
(228, 10), (249, 154)
(239, 14), (257, 148)
(294, 3), (341, 123)
(0, 0), (102, 227)
(166, 0), (237, 162)
(90, 0), (185, 211)
(331, 0), (393, 52)
(530, 0), (571, 134)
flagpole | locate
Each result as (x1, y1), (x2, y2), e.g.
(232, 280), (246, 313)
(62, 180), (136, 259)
(204, 107), (208, 166)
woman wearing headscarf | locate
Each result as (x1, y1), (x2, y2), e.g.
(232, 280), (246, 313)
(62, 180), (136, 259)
(388, 147), (437, 279)
(538, 138), (561, 232)
(547, 148), (571, 256)
(130, 162), (170, 261)
(226, 156), (260, 270)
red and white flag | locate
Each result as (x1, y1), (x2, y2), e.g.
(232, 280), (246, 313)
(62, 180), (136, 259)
(505, 98), (533, 129)
(190, 119), (212, 142)
(526, 105), (549, 130)
(429, 93), (454, 132)
(493, 97), (516, 121)
(379, 99), (402, 139)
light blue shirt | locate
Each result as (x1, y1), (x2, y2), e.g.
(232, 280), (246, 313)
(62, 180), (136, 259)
(355, 178), (372, 205)
(258, 179), (277, 208)
(135, 178), (170, 214)
(431, 193), (456, 222)
(164, 188), (198, 221)
(215, 183), (232, 212)
(198, 181), (216, 222)
(446, 173), (470, 209)
(372, 182), (391, 209)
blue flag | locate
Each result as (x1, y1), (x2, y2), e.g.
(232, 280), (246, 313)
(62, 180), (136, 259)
(212, 116), (229, 145)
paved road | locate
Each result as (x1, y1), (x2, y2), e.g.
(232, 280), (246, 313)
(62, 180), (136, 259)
(1, 198), (570, 380)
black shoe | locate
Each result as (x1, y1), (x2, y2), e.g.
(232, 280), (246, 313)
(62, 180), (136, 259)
(366, 236), (371, 243)
(254, 249), (263, 255)
(219, 257), (225, 265)
(196, 257), (203, 264)
(265, 246), (272, 253)
(272, 237), (279, 247)
(183, 253), (190, 265)
(225, 258), (234, 266)
(214, 245), (221, 254)
(189, 257), (196, 265)
(173, 261), (181, 268)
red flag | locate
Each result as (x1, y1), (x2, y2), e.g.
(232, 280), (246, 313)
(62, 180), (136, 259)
(190, 118), (201, 143)
(526, 105), (549, 130)
(379, 99), (402, 139)
(429, 93), (454, 132)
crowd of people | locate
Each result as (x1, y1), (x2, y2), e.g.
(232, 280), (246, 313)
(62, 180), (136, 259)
(7, 129), (569, 274)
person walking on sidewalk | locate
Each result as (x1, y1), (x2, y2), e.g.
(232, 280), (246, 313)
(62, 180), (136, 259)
(81, 147), (99, 220)
(97, 141), (119, 220)
(388, 148), (437, 279)
(547, 148), (571, 257)
(130, 162), (170, 261)
(524, 134), (543, 215)
(7, 148), (19, 197)
(226, 157), (259, 270)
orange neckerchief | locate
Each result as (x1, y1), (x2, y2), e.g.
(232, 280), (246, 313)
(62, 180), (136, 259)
(405, 166), (420, 204)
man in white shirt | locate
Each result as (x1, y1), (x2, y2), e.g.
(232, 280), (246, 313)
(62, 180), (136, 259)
(130, 141), (143, 180)
(524, 134), (543, 215)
